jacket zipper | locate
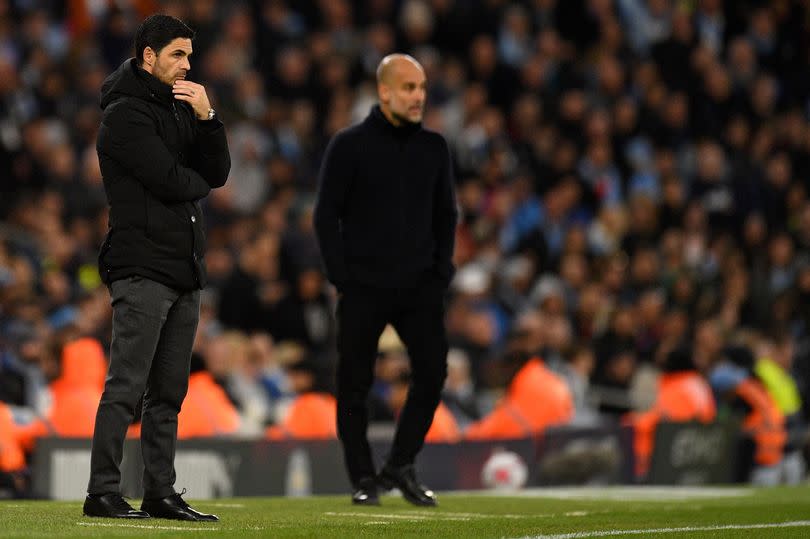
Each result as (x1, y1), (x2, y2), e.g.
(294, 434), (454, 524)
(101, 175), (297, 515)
(154, 92), (200, 284)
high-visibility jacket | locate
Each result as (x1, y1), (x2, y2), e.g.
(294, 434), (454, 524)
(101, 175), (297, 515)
(177, 372), (240, 438)
(464, 358), (573, 440)
(0, 402), (25, 472)
(47, 338), (105, 437)
(266, 393), (337, 440)
(425, 401), (461, 443)
(754, 358), (802, 416)
(735, 378), (786, 466)
(17, 337), (107, 449)
(626, 371), (716, 476)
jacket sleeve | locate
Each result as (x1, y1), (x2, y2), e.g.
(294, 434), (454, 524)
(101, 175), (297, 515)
(190, 118), (231, 188)
(313, 133), (352, 290)
(433, 137), (458, 287)
(100, 100), (211, 202)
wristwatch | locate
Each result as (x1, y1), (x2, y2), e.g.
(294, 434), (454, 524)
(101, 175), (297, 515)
(206, 108), (216, 121)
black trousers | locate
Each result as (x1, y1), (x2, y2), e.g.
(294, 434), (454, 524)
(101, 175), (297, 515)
(88, 276), (200, 499)
(336, 283), (448, 486)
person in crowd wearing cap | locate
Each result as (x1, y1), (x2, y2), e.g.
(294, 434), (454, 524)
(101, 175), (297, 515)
(85, 14), (229, 521)
(314, 53), (457, 506)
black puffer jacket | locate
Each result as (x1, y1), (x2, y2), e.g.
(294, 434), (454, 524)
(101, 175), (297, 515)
(314, 106), (457, 291)
(96, 58), (230, 290)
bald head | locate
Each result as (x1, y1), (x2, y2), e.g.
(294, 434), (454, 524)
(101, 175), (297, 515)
(376, 54), (423, 84)
(376, 54), (427, 126)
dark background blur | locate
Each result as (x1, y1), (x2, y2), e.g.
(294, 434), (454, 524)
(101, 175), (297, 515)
(2, 0), (810, 476)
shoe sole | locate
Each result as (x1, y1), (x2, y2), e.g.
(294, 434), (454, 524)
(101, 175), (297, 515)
(352, 497), (381, 506)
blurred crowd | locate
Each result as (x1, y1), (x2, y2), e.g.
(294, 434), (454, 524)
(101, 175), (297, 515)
(3, 0), (810, 492)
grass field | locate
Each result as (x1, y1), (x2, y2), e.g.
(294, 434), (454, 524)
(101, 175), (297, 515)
(1, 486), (810, 538)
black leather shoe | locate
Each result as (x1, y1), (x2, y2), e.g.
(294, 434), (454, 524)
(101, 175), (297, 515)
(378, 464), (437, 506)
(351, 477), (380, 506)
(140, 491), (219, 522)
(83, 493), (150, 519)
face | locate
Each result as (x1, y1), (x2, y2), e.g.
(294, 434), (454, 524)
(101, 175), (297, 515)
(144, 37), (192, 85)
(379, 60), (426, 124)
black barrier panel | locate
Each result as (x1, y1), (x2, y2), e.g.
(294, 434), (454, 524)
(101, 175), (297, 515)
(32, 437), (536, 500)
(536, 425), (635, 485)
(30, 422), (743, 499)
(647, 421), (738, 485)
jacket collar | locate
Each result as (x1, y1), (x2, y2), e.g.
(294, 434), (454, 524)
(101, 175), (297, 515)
(366, 105), (422, 137)
(136, 66), (175, 103)
(100, 58), (176, 109)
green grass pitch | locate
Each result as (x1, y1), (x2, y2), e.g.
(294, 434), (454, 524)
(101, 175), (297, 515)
(2, 486), (810, 538)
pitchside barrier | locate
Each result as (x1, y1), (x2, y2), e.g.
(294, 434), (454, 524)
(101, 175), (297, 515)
(31, 421), (738, 500)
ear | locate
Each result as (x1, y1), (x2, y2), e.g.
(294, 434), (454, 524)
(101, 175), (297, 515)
(144, 46), (156, 66)
(378, 82), (389, 103)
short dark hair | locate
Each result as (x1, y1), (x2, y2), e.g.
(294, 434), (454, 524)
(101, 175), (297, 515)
(134, 14), (195, 66)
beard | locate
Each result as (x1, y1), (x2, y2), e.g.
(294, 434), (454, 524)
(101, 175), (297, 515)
(152, 63), (183, 86)
(391, 109), (422, 126)
(152, 67), (174, 86)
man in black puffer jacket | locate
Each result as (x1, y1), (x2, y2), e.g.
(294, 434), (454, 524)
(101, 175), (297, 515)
(314, 53), (458, 507)
(84, 14), (228, 522)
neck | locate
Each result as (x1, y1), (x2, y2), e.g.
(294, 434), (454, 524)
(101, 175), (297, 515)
(380, 105), (402, 127)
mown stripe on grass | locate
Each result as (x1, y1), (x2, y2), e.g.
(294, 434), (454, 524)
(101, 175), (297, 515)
(403, 511), (543, 519)
(77, 522), (218, 531)
(517, 519), (810, 538)
(325, 511), (470, 521)
(478, 487), (751, 501)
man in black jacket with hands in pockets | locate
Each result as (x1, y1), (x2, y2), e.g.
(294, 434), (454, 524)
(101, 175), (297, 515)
(314, 53), (458, 506)
(83, 14), (229, 521)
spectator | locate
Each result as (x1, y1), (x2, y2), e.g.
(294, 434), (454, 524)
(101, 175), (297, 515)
(624, 345), (716, 478)
(176, 350), (241, 439)
(709, 345), (787, 485)
(388, 370), (461, 444)
(465, 329), (573, 440)
(266, 357), (337, 440)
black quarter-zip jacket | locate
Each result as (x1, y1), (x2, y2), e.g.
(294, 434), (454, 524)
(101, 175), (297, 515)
(96, 58), (230, 290)
(313, 105), (458, 291)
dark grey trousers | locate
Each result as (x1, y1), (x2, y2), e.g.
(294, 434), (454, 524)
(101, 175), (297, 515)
(87, 276), (200, 499)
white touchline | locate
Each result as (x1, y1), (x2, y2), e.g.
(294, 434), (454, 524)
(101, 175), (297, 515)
(515, 520), (810, 539)
(77, 522), (217, 532)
